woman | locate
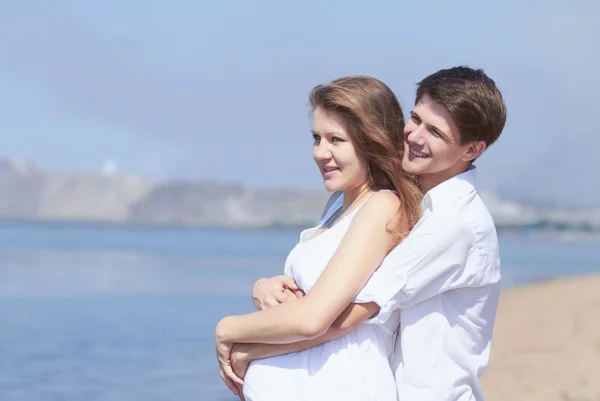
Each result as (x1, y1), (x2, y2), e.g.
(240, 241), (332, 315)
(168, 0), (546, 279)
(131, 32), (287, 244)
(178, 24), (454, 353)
(215, 76), (422, 401)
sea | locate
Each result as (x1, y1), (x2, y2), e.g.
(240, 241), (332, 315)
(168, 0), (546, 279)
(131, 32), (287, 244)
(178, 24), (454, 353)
(0, 220), (599, 401)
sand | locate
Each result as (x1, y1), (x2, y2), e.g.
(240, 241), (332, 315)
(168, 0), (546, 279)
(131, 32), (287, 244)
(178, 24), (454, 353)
(481, 275), (600, 401)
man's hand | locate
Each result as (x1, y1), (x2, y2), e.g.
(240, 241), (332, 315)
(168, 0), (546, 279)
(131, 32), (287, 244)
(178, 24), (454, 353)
(252, 275), (304, 310)
(230, 343), (256, 380)
(215, 330), (244, 397)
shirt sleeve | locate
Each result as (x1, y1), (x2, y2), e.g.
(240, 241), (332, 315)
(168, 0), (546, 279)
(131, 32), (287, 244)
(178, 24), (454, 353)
(283, 260), (292, 276)
(359, 213), (475, 321)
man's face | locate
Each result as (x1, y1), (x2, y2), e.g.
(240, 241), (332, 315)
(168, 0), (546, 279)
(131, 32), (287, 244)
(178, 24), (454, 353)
(402, 95), (484, 185)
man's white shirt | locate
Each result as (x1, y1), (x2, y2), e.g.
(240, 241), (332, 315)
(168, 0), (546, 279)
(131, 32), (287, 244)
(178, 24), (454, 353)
(324, 166), (501, 401)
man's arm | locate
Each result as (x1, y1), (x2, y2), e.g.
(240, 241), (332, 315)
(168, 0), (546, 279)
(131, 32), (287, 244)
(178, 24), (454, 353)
(350, 214), (478, 315)
(231, 302), (378, 378)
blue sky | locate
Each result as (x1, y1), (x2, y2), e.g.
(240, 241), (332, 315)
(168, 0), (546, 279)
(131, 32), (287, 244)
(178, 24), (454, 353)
(1, 0), (598, 207)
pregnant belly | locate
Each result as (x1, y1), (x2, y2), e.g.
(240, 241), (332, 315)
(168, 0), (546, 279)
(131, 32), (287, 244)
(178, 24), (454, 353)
(243, 327), (396, 401)
(243, 351), (310, 401)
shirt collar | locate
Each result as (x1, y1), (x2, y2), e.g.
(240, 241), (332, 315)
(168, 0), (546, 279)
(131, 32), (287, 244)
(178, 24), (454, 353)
(321, 166), (478, 221)
(319, 193), (344, 225)
(421, 165), (478, 212)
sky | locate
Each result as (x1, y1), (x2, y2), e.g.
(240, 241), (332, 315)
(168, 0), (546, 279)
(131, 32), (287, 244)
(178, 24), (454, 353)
(0, 0), (598, 208)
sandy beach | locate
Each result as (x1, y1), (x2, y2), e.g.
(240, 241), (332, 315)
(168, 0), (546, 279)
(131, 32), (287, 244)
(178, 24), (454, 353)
(481, 275), (600, 401)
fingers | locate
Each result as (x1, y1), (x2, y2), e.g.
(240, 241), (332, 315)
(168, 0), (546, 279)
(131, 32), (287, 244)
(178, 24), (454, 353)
(252, 298), (265, 310)
(279, 275), (299, 291)
(262, 295), (281, 309)
(279, 288), (300, 301)
(253, 293), (277, 310)
(224, 363), (245, 387)
(231, 357), (249, 380)
(265, 288), (301, 307)
(237, 386), (246, 401)
(220, 369), (239, 396)
(253, 276), (302, 310)
(263, 289), (296, 306)
(253, 277), (284, 310)
(216, 340), (241, 395)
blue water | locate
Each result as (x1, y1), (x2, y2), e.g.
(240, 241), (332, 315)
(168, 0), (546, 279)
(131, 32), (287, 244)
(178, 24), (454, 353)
(0, 221), (599, 401)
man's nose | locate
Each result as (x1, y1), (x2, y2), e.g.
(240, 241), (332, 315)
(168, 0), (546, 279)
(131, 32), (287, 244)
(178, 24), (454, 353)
(406, 126), (427, 146)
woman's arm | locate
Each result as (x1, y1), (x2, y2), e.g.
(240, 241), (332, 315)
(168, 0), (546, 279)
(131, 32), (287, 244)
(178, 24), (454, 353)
(215, 191), (400, 344)
(231, 302), (378, 377)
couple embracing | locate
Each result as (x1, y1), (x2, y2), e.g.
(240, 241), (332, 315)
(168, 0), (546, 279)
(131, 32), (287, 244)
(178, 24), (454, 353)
(216, 66), (506, 401)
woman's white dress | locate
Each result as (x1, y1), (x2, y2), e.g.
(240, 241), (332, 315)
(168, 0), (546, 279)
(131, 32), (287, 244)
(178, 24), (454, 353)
(243, 203), (400, 401)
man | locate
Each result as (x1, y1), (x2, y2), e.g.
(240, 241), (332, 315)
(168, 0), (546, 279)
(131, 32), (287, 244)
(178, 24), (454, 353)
(228, 66), (506, 401)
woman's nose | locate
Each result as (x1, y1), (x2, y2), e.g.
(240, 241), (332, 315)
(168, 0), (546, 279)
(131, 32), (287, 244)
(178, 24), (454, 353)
(313, 143), (333, 160)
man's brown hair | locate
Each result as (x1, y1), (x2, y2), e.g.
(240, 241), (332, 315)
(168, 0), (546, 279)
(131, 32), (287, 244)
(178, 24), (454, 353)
(416, 66), (507, 148)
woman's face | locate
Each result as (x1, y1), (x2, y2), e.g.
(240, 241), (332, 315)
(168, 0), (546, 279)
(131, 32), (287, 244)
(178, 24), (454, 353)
(311, 107), (368, 193)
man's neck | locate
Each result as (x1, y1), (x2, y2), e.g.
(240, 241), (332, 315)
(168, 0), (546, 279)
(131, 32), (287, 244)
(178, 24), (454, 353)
(417, 164), (471, 193)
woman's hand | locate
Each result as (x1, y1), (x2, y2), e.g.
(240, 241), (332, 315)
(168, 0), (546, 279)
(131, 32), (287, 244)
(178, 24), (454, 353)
(252, 275), (304, 310)
(213, 192), (402, 346)
(215, 325), (244, 397)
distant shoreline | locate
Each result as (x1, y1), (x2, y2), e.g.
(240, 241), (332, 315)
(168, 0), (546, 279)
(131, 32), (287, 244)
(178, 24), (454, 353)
(0, 217), (312, 232)
(2, 158), (600, 231)
(2, 217), (600, 242)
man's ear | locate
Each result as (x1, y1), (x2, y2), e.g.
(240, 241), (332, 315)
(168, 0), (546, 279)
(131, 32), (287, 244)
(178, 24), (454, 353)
(461, 141), (486, 162)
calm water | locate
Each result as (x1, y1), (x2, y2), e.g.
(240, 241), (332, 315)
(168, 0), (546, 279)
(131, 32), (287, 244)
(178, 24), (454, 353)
(1, 221), (599, 401)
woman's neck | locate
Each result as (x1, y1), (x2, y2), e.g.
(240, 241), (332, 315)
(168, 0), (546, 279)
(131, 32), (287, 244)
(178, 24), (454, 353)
(342, 183), (372, 210)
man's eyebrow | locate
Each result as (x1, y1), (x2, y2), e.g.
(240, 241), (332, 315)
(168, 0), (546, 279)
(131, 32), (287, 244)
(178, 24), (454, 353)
(429, 123), (450, 141)
(412, 111), (450, 141)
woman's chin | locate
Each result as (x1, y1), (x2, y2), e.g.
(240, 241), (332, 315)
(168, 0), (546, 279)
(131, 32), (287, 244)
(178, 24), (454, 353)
(323, 180), (342, 192)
